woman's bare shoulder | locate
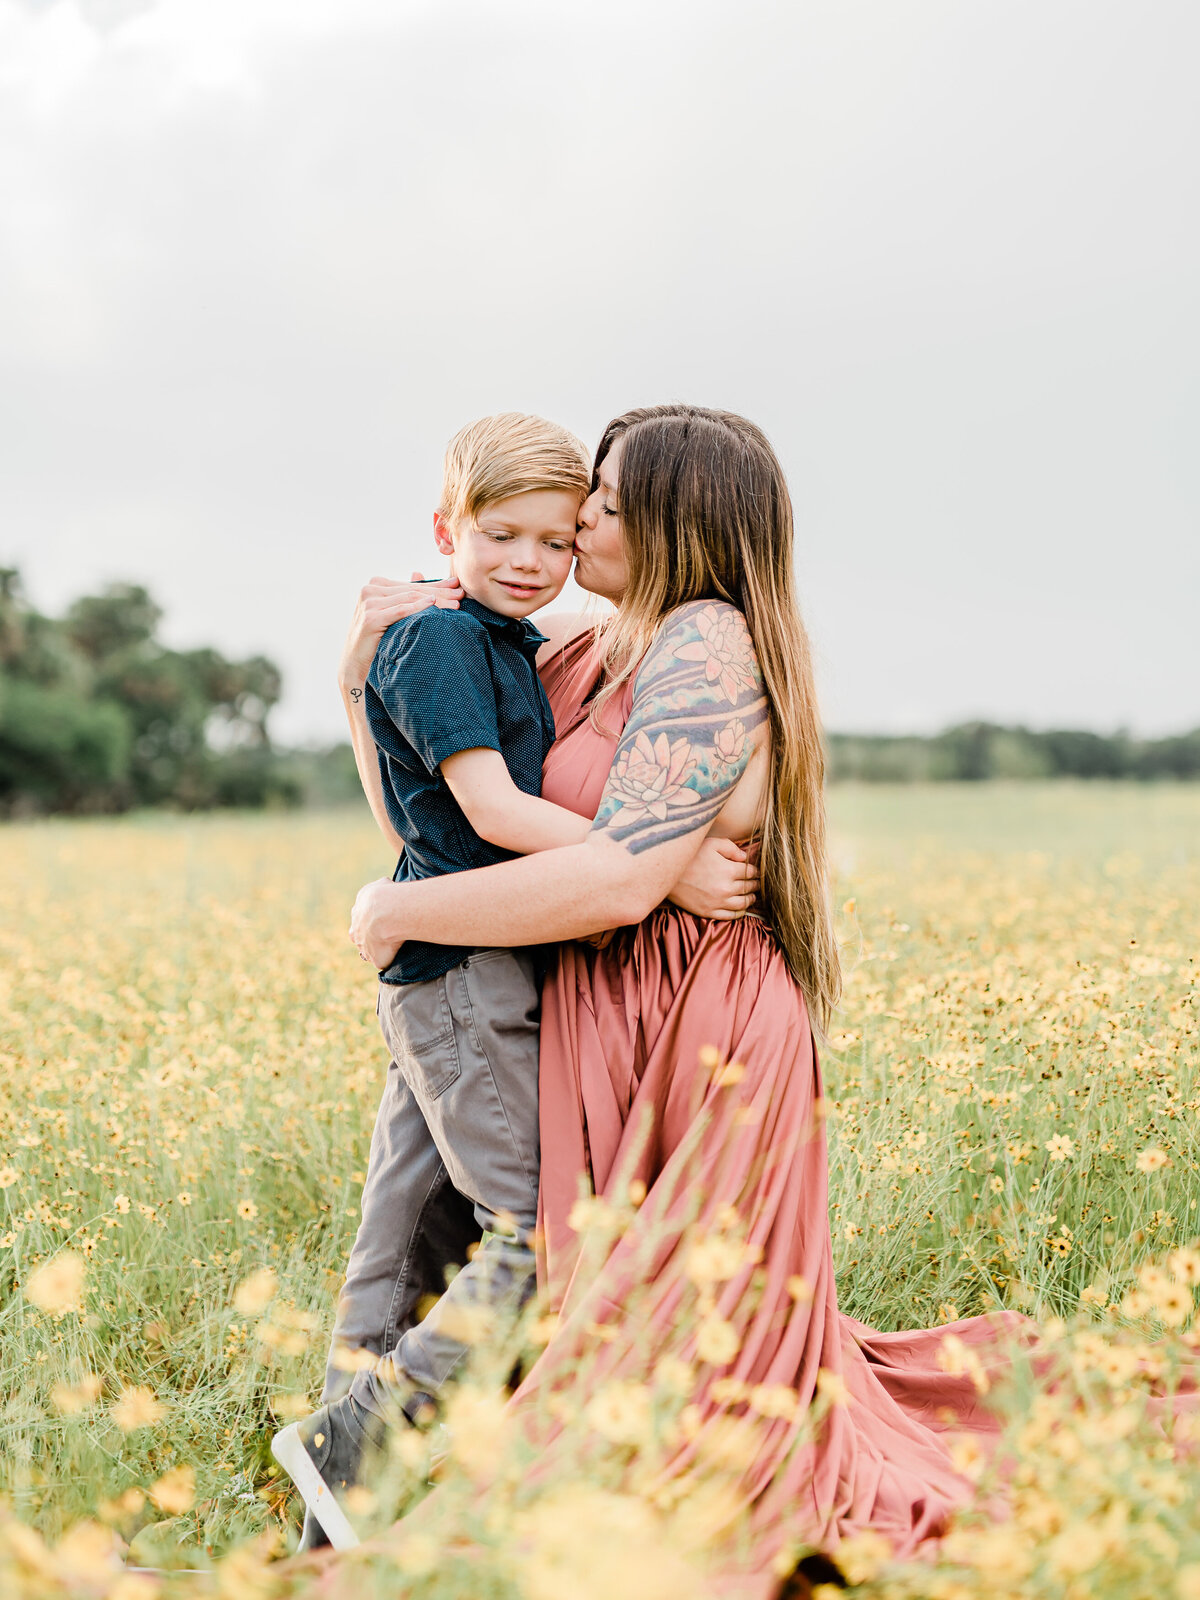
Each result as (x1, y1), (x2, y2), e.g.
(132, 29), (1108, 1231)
(641, 600), (761, 696)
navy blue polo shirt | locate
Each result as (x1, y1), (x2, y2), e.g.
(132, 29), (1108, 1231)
(365, 594), (555, 985)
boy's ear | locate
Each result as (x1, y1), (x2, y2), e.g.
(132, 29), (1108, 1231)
(432, 511), (455, 558)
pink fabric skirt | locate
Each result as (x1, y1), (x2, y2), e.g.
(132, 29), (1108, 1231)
(527, 905), (1028, 1588)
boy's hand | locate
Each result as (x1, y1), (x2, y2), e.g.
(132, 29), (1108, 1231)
(338, 572), (465, 691)
(349, 878), (406, 969)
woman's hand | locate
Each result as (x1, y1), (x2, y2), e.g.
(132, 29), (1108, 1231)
(667, 837), (759, 921)
(349, 878), (407, 970)
(338, 572), (464, 690)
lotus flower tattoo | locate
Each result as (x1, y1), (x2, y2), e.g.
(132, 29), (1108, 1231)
(607, 731), (704, 823)
(675, 606), (761, 704)
(713, 718), (747, 767)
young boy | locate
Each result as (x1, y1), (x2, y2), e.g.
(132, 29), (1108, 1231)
(272, 414), (596, 1550)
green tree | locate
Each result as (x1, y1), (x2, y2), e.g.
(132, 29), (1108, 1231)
(0, 572), (297, 815)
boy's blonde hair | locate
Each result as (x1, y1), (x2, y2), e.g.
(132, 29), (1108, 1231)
(439, 413), (591, 531)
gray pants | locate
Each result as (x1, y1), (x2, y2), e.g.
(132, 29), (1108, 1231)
(322, 949), (541, 1420)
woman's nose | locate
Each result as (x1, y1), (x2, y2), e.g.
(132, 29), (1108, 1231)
(577, 491), (600, 530)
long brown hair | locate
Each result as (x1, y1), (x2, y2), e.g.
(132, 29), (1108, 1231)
(593, 405), (841, 1033)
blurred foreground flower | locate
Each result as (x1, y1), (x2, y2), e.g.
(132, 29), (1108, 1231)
(695, 1313), (740, 1365)
(149, 1466), (195, 1515)
(26, 1251), (86, 1314)
(586, 1382), (653, 1446)
(51, 1375), (102, 1415)
(112, 1386), (166, 1432)
(445, 1384), (509, 1477)
(52, 1520), (121, 1586)
(513, 1485), (695, 1600)
(233, 1267), (278, 1316)
(815, 1368), (853, 1407)
(1137, 1146), (1171, 1173)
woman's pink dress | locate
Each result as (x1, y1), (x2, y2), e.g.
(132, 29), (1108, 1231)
(529, 632), (1027, 1587)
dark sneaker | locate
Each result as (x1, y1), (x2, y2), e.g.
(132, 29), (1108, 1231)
(271, 1395), (386, 1551)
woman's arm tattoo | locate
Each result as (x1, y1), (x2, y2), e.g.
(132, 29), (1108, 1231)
(592, 602), (768, 853)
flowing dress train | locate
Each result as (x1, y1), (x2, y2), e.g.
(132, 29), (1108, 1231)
(525, 632), (1029, 1586)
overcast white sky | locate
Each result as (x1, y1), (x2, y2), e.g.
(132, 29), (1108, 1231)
(2, 0), (1197, 743)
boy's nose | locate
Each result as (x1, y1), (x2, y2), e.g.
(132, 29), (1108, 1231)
(509, 545), (542, 571)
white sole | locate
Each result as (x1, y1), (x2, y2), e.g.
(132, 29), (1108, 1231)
(271, 1424), (361, 1551)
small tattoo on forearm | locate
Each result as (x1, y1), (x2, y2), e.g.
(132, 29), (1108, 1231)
(350, 687), (363, 703)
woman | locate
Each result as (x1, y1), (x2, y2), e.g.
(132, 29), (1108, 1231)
(345, 406), (1021, 1582)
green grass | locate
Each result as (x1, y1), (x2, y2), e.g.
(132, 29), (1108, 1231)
(0, 786), (1197, 1595)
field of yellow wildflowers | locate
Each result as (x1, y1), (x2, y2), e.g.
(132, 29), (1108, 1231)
(1, 784), (1198, 1599)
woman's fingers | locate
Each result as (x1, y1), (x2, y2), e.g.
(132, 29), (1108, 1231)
(711, 836), (749, 862)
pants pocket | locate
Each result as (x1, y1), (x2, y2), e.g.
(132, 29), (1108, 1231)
(381, 978), (461, 1100)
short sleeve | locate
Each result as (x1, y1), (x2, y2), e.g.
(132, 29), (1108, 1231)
(370, 611), (502, 772)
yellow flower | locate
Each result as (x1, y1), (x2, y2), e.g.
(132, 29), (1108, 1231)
(709, 1376), (748, 1405)
(1177, 1562), (1200, 1600)
(236, 1199), (258, 1220)
(394, 1532), (439, 1578)
(1099, 1344), (1140, 1384)
(51, 1375), (102, 1415)
(786, 1275), (812, 1302)
(935, 1334), (989, 1393)
(216, 1541), (274, 1600)
(113, 1194), (131, 1213)
(585, 1382), (653, 1446)
(1169, 1248), (1200, 1285)
(330, 1343), (377, 1372)
(655, 1356), (694, 1395)
(445, 1385), (509, 1477)
(748, 1382), (798, 1421)
(948, 1433), (986, 1482)
(567, 1195), (617, 1234)
(176, 1191), (193, 1206)
(1136, 1146), (1170, 1173)
(815, 1368), (853, 1407)
(836, 1530), (893, 1584)
(685, 1235), (748, 1286)
(111, 1385), (166, 1432)
(1121, 1288), (1153, 1319)
(149, 1466), (195, 1515)
(0, 1167), (18, 1188)
(109, 1571), (161, 1600)
(54, 1519), (119, 1584)
(232, 1267), (278, 1316)
(695, 1313), (740, 1366)
(1155, 1281), (1192, 1328)
(26, 1251), (86, 1314)
(1045, 1134), (1075, 1161)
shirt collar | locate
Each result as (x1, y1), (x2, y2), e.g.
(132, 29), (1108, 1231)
(460, 594), (548, 653)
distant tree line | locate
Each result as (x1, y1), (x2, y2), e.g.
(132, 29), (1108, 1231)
(2, 571), (1196, 816)
(827, 722), (1200, 782)
(0, 569), (299, 816)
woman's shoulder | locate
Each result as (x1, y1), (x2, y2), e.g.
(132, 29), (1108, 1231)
(641, 600), (762, 699)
